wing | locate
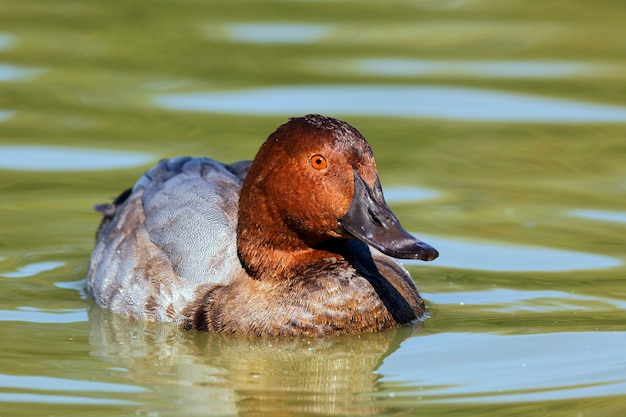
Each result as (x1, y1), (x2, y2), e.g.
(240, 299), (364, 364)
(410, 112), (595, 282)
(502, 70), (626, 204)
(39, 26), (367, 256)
(87, 157), (250, 324)
(139, 157), (250, 286)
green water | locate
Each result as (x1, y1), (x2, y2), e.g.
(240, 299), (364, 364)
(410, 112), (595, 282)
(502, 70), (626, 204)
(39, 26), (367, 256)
(1, 0), (626, 416)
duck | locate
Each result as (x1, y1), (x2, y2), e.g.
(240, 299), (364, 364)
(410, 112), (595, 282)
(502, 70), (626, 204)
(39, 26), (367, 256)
(87, 114), (438, 337)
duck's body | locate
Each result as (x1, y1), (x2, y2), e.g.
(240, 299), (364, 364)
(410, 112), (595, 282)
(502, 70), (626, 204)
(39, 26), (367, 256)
(87, 115), (437, 336)
(88, 157), (249, 326)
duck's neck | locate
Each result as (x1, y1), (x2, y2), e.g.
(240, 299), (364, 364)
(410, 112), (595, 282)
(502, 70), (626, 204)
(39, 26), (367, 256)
(236, 197), (344, 282)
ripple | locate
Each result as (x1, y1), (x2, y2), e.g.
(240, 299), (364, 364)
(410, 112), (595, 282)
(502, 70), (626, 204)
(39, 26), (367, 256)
(384, 186), (441, 202)
(0, 146), (154, 171)
(0, 33), (13, 50)
(0, 110), (14, 122)
(1, 261), (65, 278)
(407, 234), (621, 272)
(0, 309), (87, 323)
(0, 374), (143, 405)
(353, 58), (606, 78)
(0, 63), (45, 82)
(0, 393), (137, 405)
(55, 279), (86, 292)
(0, 374), (145, 393)
(155, 85), (626, 122)
(568, 209), (626, 224)
(380, 331), (626, 403)
(221, 23), (330, 44)
(426, 288), (626, 312)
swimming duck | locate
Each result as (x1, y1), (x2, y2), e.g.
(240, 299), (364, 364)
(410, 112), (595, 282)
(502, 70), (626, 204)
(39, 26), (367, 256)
(87, 114), (438, 336)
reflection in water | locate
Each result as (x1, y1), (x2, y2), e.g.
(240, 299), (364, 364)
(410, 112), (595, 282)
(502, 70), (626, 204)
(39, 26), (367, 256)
(212, 21), (571, 49)
(569, 209), (626, 224)
(0, 110), (14, 122)
(0, 63), (45, 82)
(426, 288), (626, 312)
(155, 85), (626, 122)
(0, 375), (145, 405)
(352, 58), (608, 78)
(0, 393), (137, 406)
(222, 23), (330, 44)
(88, 304), (419, 416)
(1, 261), (65, 278)
(88, 305), (626, 411)
(406, 234), (621, 272)
(0, 33), (13, 50)
(384, 186), (441, 203)
(379, 331), (626, 404)
(0, 309), (87, 323)
(0, 146), (153, 171)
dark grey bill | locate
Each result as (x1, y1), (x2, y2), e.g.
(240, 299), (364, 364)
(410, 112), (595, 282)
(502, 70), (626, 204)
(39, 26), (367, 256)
(336, 171), (438, 261)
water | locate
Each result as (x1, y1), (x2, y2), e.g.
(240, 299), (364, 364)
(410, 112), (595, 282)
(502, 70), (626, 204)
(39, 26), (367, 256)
(155, 85), (626, 122)
(0, 146), (154, 171)
(1, 1), (626, 416)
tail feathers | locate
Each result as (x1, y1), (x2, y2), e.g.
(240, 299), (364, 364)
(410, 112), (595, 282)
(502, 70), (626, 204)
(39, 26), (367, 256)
(94, 188), (132, 218)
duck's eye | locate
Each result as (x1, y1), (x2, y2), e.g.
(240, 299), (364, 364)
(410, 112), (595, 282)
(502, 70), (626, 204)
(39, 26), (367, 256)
(309, 154), (328, 170)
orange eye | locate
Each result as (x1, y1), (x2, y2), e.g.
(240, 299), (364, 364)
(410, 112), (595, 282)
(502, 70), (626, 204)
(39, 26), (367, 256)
(309, 154), (328, 170)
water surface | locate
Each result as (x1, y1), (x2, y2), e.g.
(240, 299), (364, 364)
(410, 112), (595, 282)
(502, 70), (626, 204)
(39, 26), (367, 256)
(1, 1), (626, 416)
(0, 146), (154, 171)
(155, 85), (626, 122)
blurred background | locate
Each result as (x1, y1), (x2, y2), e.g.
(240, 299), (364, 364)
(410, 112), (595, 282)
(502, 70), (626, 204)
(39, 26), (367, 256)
(1, 1), (625, 416)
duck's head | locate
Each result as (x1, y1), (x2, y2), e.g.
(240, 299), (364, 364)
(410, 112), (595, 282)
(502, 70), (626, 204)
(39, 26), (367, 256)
(237, 114), (438, 280)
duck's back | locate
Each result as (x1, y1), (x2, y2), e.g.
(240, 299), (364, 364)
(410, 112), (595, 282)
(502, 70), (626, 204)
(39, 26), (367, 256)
(87, 157), (250, 326)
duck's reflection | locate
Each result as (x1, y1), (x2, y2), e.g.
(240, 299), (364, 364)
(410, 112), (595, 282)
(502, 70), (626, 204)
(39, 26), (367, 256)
(88, 303), (421, 416)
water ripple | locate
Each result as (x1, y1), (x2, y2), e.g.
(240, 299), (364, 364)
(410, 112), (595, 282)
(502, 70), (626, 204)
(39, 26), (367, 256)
(0, 33), (13, 51)
(407, 234), (621, 272)
(0, 393), (137, 405)
(380, 331), (626, 404)
(426, 288), (626, 312)
(569, 209), (626, 224)
(352, 58), (614, 78)
(0, 110), (14, 122)
(0, 374), (144, 405)
(0, 309), (87, 323)
(1, 261), (65, 278)
(155, 85), (626, 123)
(222, 23), (330, 44)
(0, 146), (153, 171)
(384, 186), (441, 202)
(0, 374), (145, 393)
(0, 63), (45, 82)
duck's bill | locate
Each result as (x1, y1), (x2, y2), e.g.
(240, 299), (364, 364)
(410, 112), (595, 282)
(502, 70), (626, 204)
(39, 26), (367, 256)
(337, 172), (438, 262)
